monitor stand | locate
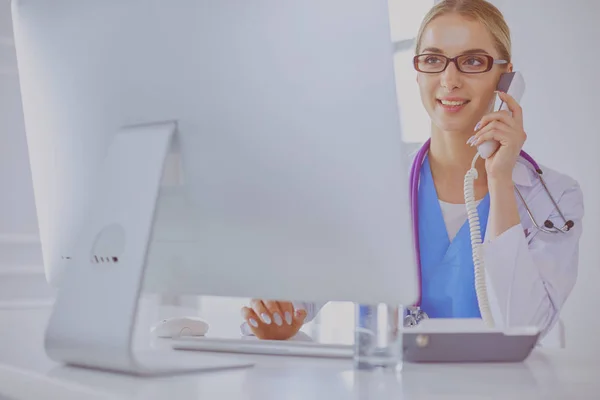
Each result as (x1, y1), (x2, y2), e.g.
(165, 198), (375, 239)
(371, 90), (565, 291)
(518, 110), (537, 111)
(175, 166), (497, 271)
(43, 121), (254, 376)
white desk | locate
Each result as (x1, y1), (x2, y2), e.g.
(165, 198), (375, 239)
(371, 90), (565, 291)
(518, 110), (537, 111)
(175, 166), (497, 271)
(1, 303), (599, 400)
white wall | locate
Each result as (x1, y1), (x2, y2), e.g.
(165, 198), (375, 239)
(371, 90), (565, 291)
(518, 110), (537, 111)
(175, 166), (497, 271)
(490, 0), (600, 352)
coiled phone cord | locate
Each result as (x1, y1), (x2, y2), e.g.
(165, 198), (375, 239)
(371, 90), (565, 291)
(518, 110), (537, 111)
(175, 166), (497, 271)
(464, 153), (495, 328)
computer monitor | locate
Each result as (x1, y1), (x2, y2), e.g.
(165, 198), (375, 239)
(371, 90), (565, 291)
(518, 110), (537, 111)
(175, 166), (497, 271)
(12, 0), (418, 373)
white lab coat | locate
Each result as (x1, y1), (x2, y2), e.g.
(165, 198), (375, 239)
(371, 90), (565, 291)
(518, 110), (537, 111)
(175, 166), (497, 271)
(478, 155), (583, 338)
(241, 150), (584, 339)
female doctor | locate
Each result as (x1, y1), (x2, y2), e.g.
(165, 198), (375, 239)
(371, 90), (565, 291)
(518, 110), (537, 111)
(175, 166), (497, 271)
(240, 0), (584, 340)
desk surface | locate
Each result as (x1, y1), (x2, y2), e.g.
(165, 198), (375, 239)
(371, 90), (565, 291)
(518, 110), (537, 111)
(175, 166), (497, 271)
(1, 304), (599, 400)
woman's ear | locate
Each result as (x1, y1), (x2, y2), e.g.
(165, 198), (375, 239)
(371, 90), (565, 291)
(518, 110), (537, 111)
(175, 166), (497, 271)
(507, 62), (514, 73)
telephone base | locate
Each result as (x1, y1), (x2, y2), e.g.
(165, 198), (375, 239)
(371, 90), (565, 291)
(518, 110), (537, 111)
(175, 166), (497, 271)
(403, 319), (540, 363)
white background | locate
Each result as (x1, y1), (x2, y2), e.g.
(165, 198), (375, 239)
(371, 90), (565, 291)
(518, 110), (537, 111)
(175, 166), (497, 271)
(0, 0), (598, 352)
(488, 0), (600, 353)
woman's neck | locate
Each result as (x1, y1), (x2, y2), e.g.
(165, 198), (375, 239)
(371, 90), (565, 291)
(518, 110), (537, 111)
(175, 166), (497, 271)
(428, 124), (489, 202)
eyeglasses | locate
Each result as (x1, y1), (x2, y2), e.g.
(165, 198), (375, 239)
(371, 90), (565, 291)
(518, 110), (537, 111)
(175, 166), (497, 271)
(413, 53), (508, 74)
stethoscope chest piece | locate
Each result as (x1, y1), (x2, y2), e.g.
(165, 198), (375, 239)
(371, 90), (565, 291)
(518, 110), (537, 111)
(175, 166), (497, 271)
(403, 307), (429, 328)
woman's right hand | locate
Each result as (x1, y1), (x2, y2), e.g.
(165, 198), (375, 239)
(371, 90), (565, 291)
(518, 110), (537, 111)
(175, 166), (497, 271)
(241, 299), (307, 340)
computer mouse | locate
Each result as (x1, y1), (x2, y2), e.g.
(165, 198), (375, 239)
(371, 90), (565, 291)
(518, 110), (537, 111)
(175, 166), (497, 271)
(151, 316), (209, 338)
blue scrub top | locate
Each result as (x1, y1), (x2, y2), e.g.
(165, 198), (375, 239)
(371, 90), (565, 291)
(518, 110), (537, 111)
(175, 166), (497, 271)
(417, 155), (490, 318)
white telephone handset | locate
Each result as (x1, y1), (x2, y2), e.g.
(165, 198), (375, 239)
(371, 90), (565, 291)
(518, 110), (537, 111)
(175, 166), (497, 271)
(477, 72), (526, 158)
(465, 71), (525, 328)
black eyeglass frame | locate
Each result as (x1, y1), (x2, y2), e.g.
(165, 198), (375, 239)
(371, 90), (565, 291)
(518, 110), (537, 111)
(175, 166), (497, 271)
(413, 53), (509, 74)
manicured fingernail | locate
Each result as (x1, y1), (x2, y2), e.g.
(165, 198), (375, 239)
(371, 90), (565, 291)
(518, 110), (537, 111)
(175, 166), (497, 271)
(249, 318), (258, 327)
(273, 312), (283, 326)
(474, 122), (481, 131)
(285, 312), (292, 325)
(467, 135), (476, 145)
(261, 313), (272, 324)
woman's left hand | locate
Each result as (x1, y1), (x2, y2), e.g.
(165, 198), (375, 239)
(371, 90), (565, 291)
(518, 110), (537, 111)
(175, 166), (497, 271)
(471, 90), (527, 181)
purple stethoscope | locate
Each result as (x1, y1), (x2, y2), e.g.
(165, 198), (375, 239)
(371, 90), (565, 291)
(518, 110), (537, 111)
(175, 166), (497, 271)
(403, 138), (575, 327)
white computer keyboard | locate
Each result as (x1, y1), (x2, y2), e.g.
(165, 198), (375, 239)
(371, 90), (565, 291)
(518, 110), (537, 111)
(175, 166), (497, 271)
(171, 336), (354, 358)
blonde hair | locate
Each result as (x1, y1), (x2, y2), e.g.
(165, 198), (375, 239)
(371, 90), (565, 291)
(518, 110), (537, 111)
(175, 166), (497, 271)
(415, 0), (511, 62)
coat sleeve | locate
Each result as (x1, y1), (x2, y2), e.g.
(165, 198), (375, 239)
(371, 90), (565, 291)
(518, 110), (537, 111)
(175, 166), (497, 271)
(293, 301), (327, 324)
(482, 180), (584, 338)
